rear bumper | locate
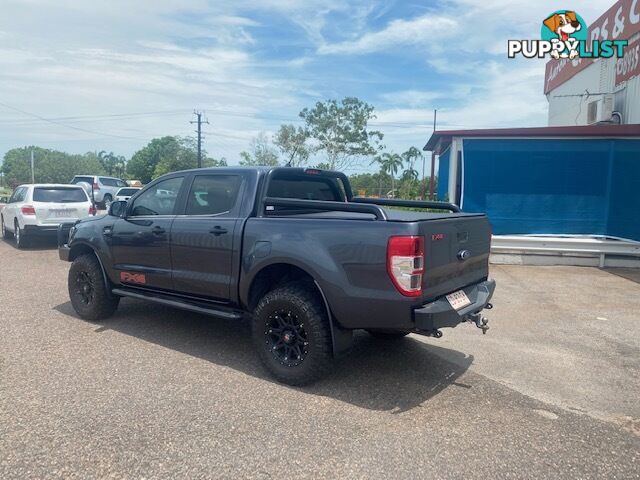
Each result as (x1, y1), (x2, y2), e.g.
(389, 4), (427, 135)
(23, 224), (61, 237)
(413, 279), (496, 332)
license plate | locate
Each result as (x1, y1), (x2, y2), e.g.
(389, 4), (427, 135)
(51, 209), (73, 217)
(446, 290), (471, 310)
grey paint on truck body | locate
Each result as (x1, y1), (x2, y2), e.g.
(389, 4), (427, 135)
(61, 166), (493, 334)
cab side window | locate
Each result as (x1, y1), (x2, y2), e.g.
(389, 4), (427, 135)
(129, 177), (184, 216)
(185, 175), (242, 216)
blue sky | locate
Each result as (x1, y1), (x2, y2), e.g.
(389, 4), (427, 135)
(0, 0), (613, 172)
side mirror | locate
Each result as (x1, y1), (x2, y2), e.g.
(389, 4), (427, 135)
(108, 200), (127, 218)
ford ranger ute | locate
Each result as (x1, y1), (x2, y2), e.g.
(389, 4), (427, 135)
(58, 167), (495, 385)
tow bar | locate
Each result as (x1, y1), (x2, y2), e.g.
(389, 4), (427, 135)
(468, 303), (492, 334)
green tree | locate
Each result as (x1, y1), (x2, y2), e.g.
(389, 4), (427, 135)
(127, 136), (177, 183)
(127, 136), (224, 182)
(313, 162), (332, 170)
(273, 124), (310, 167)
(98, 151), (127, 177)
(373, 152), (403, 197)
(152, 137), (198, 178)
(299, 97), (384, 170)
(1, 146), (105, 187)
(401, 147), (422, 177)
(399, 147), (422, 199)
(239, 133), (280, 166)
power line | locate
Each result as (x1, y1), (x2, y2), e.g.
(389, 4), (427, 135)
(0, 101), (149, 141)
(0, 109), (190, 126)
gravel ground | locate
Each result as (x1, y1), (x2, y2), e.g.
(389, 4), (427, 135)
(0, 237), (638, 479)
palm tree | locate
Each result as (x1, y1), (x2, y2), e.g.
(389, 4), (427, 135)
(401, 146), (423, 199)
(373, 152), (403, 197)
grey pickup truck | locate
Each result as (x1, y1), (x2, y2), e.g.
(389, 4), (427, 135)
(59, 167), (495, 385)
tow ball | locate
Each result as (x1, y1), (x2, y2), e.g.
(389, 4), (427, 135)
(468, 311), (490, 334)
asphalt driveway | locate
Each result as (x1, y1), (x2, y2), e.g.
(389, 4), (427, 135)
(0, 238), (638, 478)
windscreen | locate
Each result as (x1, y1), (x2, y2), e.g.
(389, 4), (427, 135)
(117, 188), (139, 196)
(33, 187), (88, 203)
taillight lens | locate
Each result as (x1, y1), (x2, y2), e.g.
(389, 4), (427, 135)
(387, 236), (425, 297)
(92, 182), (100, 190)
(21, 205), (36, 215)
(89, 206), (97, 216)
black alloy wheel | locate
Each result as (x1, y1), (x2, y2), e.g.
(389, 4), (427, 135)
(74, 270), (95, 305)
(265, 308), (309, 367)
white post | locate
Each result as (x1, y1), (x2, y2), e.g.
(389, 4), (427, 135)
(448, 137), (460, 204)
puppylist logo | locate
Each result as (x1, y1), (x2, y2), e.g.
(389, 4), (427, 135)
(508, 10), (628, 60)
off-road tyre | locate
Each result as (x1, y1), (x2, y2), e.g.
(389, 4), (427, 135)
(68, 253), (119, 321)
(253, 283), (334, 386)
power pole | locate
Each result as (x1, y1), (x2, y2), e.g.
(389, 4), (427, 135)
(191, 111), (209, 168)
(30, 149), (35, 184)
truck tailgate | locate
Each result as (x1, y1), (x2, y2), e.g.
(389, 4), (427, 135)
(418, 214), (491, 302)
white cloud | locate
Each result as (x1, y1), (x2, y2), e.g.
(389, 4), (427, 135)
(319, 14), (458, 54)
(0, 0), (620, 169)
(0, 0), (318, 160)
(318, 0), (617, 57)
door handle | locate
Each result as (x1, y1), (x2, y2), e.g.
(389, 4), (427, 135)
(152, 226), (166, 235)
(209, 226), (228, 236)
(102, 226), (113, 237)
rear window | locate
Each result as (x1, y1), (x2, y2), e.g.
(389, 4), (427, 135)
(117, 188), (139, 196)
(266, 175), (344, 201)
(72, 176), (93, 184)
(33, 187), (88, 203)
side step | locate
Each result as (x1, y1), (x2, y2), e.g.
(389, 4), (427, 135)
(112, 288), (244, 320)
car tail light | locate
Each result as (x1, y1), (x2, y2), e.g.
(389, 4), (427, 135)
(89, 205), (97, 216)
(20, 205), (36, 215)
(92, 182), (100, 190)
(387, 236), (425, 297)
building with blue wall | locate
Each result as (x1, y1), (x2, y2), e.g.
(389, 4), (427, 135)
(425, 125), (640, 242)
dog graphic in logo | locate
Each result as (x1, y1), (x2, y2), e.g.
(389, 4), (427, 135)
(542, 10), (582, 59)
(543, 11), (583, 59)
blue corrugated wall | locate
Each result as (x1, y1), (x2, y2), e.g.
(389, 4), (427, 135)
(460, 138), (640, 241)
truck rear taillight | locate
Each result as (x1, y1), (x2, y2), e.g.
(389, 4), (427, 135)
(92, 182), (100, 191)
(387, 235), (425, 297)
(89, 206), (97, 216)
(21, 205), (36, 215)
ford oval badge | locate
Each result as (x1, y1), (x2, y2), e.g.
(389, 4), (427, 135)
(457, 249), (471, 261)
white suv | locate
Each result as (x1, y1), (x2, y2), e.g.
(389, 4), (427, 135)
(70, 175), (128, 209)
(1, 184), (95, 248)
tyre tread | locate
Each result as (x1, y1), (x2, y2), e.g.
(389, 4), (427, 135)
(68, 253), (119, 321)
(253, 283), (333, 386)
